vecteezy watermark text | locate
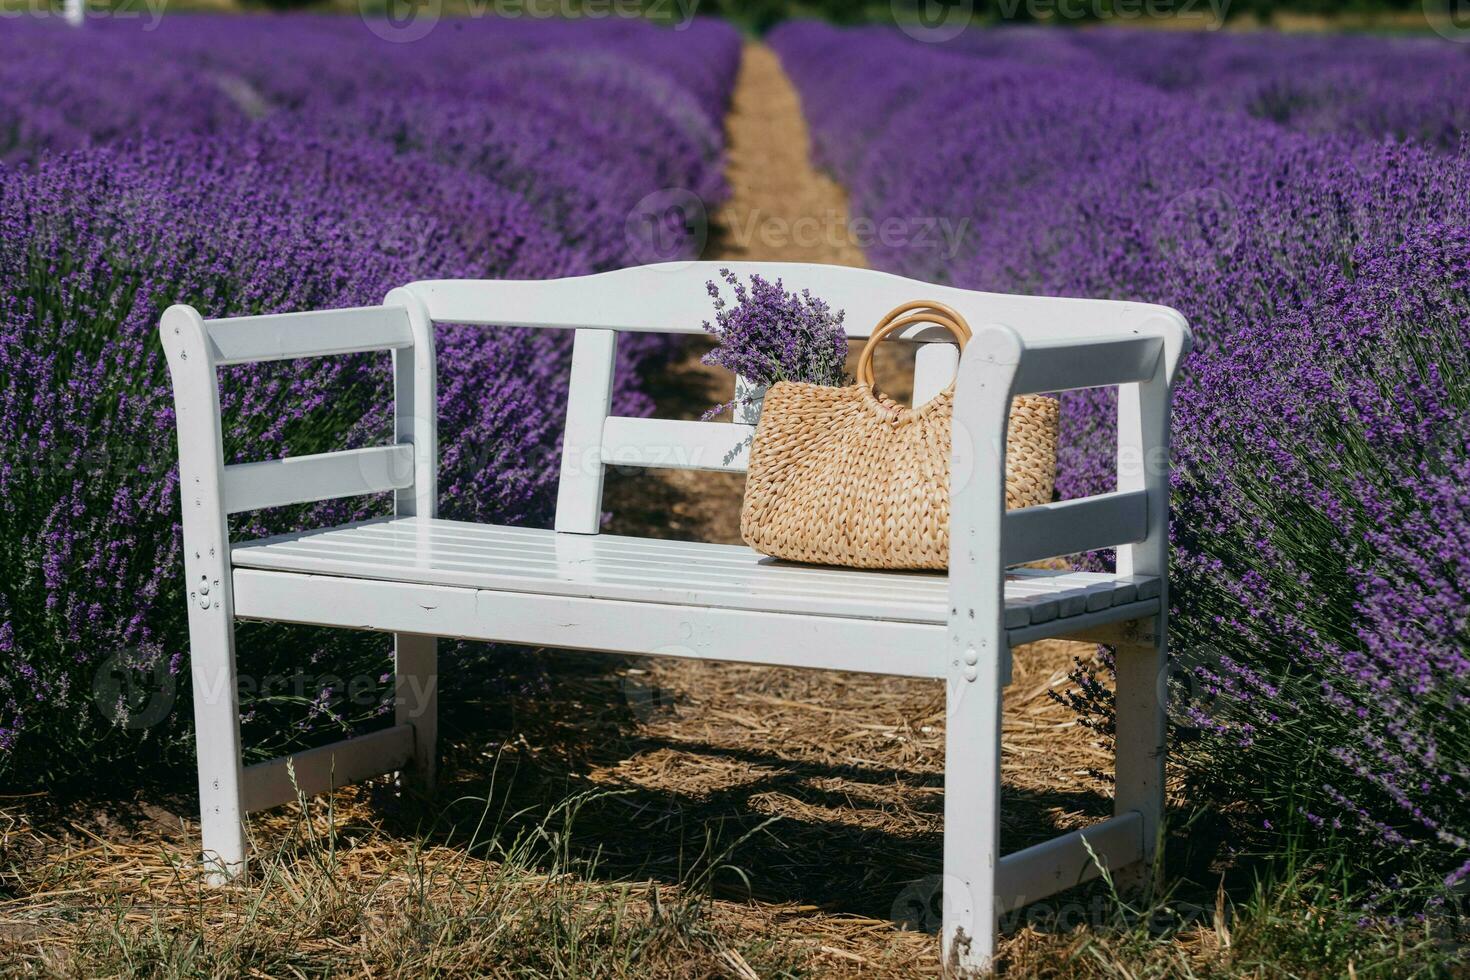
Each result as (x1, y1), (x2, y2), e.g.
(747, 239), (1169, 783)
(360, 0), (698, 43)
(893, 0), (1230, 42)
(0, 0), (169, 28)
(93, 655), (439, 730)
(722, 209), (971, 259)
(625, 192), (973, 267)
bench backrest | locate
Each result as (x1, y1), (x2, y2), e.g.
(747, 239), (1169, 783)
(398, 262), (1189, 573)
(162, 261), (1188, 582)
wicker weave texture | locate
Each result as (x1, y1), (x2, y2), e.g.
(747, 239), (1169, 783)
(741, 302), (1059, 569)
(742, 383), (1058, 569)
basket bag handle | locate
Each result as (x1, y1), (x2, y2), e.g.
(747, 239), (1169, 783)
(855, 300), (972, 397)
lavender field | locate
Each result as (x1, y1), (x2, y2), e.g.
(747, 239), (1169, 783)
(0, 16), (740, 781)
(773, 22), (1470, 897)
(2, 11), (1468, 973)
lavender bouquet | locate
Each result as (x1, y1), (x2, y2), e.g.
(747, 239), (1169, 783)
(701, 268), (849, 417)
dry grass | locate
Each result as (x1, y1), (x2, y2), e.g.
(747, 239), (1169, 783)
(0, 774), (826, 977)
(3, 646), (1455, 977)
(0, 635), (1111, 978)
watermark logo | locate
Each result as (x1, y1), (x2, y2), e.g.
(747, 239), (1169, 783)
(1163, 642), (1229, 730)
(893, 0), (974, 42)
(361, 0), (442, 44)
(1154, 186), (1241, 276)
(619, 669), (676, 722)
(93, 650), (177, 730)
(625, 188), (709, 266)
(1425, 0), (1470, 41)
(211, 74), (274, 121)
(891, 873), (972, 934)
(497, 48), (720, 154)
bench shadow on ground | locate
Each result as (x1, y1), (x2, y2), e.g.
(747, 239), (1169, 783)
(364, 646), (1131, 924)
(398, 333), (1150, 926)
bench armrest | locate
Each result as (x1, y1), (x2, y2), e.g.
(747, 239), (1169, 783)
(966, 313), (1192, 397)
(946, 312), (1188, 649)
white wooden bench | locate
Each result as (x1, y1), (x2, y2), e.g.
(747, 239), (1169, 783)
(161, 260), (1189, 974)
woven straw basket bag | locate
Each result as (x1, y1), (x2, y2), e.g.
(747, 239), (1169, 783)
(741, 301), (1059, 570)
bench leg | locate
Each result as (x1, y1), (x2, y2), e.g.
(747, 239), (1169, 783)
(394, 633), (437, 791)
(189, 611), (247, 881)
(942, 650), (1004, 975)
(1112, 624), (1166, 891)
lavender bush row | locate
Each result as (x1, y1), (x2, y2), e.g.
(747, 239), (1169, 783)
(937, 27), (1470, 151)
(0, 18), (733, 266)
(0, 17), (740, 783)
(1063, 30), (1470, 152)
(771, 22), (1469, 888)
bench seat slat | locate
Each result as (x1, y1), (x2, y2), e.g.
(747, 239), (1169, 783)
(231, 517), (1159, 630)
(253, 519), (1105, 594)
(278, 523), (950, 599)
(338, 521), (952, 589)
(1009, 569), (1134, 612)
(234, 540), (946, 608)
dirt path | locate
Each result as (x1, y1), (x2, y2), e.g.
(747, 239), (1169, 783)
(709, 43), (868, 270)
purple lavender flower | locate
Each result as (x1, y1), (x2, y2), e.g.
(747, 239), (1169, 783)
(700, 268), (849, 416)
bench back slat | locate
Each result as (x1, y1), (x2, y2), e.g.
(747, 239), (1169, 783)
(403, 262), (1183, 345)
(553, 329), (618, 534)
(208, 306), (414, 366)
(1000, 489), (1149, 567)
(222, 445), (416, 515)
(600, 417), (755, 473)
(1013, 335), (1163, 395)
